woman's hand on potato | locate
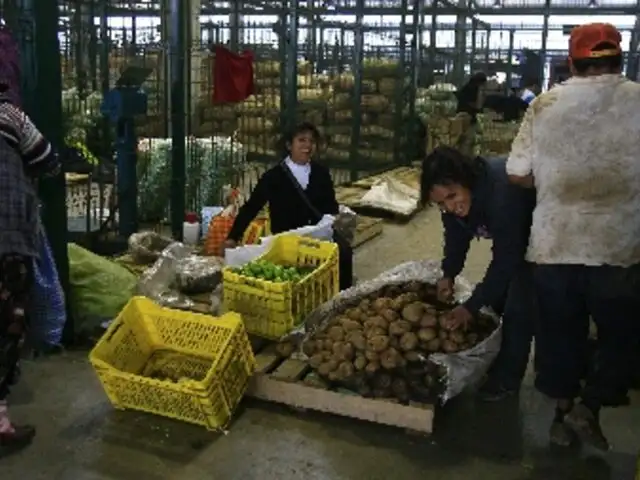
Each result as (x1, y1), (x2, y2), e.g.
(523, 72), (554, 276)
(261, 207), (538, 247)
(443, 305), (472, 331)
(436, 277), (454, 303)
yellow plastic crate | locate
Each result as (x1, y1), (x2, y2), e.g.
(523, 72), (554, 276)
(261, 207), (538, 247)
(223, 234), (339, 339)
(89, 296), (255, 431)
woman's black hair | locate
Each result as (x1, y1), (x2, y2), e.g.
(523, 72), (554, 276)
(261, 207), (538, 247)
(572, 42), (623, 75)
(420, 146), (486, 206)
(276, 121), (321, 158)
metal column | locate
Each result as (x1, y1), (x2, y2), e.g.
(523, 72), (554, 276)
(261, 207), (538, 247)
(31, 0), (72, 343)
(169, 0), (188, 239)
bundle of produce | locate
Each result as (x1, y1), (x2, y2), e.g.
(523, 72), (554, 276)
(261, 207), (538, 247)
(424, 113), (471, 153)
(476, 114), (520, 156)
(137, 136), (246, 222)
(290, 260), (502, 403)
(415, 83), (458, 121)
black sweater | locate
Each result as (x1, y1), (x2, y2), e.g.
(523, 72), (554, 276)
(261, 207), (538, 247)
(441, 157), (535, 314)
(227, 161), (339, 242)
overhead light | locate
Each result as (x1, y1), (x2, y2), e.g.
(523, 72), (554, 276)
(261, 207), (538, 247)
(493, 0), (502, 6)
(588, 0), (598, 6)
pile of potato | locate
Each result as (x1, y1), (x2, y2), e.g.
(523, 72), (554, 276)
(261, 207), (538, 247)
(300, 281), (497, 403)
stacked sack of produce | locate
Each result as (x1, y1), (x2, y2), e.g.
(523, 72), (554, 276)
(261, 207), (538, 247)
(325, 58), (409, 165)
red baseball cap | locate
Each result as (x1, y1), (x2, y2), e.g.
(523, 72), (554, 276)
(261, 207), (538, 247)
(569, 23), (622, 60)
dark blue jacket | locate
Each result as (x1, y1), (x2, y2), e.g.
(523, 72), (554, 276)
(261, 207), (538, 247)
(441, 157), (535, 314)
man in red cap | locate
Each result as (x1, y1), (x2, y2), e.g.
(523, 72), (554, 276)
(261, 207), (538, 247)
(506, 23), (640, 450)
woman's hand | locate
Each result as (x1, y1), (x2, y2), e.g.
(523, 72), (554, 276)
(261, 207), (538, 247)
(224, 239), (237, 250)
(436, 277), (454, 303)
(443, 305), (473, 331)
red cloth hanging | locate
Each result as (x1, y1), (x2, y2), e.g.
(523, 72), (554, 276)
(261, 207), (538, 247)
(212, 46), (255, 103)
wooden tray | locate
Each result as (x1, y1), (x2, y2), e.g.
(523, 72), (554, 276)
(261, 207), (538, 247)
(247, 341), (434, 434)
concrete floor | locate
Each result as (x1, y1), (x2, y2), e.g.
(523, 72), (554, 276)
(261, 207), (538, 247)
(3, 207), (640, 479)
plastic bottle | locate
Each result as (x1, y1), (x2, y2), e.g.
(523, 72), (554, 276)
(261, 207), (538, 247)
(183, 212), (200, 245)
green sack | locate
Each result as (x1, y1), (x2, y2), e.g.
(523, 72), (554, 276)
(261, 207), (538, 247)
(68, 243), (137, 326)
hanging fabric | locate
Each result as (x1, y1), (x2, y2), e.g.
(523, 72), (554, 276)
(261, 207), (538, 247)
(212, 46), (255, 103)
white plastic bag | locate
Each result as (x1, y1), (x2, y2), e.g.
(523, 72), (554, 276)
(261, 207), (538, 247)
(358, 177), (420, 216)
(224, 243), (270, 267)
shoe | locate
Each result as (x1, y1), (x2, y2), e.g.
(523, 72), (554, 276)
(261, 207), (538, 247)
(549, 420), (576, 447)
(564, 403), (610, 451)
(0, 424), (36, 457)
(478, 383), (518, 402)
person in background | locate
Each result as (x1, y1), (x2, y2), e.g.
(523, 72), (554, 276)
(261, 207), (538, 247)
(420, 147), (536, 402)
(455, 72), (488, 123)
(224, 122), (353, 291)
(506, 23), (640, 450)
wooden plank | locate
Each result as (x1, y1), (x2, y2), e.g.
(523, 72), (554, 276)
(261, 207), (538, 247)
(247, 375), (434, 433)
(269, 358), (310, 382)
(253, 345), (282, 374)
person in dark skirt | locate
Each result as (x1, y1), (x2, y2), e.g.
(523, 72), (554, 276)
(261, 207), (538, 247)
(420, 147), (536, 402)
(225, 122), (353, 290)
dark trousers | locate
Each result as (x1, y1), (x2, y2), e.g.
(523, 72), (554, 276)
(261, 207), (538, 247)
(335, 236), (353, 291)
(533, 264), (640, 405)
(0, 254), (32, 401)
(486, 263), (536, 390)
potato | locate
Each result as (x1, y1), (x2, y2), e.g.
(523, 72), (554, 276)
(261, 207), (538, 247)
(389, 320), (412, 336)
(332, 341), (345, 355)
(379, 347), (401, 370)
(340, 343), (355, 361)
(402, 302), (424, 324)
(324, 339), (334, 350)
(315, 339), (326, 351)
(449, 331), (466, 344)
(354, 355), (367, 371)
(404, 351), (422, 362)
(365, 350), (379, 361)
(389, 336), (400, 349)
(346, 308), (363, 321)
(340, 318), (362, 331)
(418, 328), (437, 342)
(438, 329), (449, 341)
(328, 326), (345, 341)
(309, 353), (325, 368)
(347, 332), (367, 351)
(391, 377), (409, 395)
(466, 333), (479, 345)
(399, 332), (419, 352)
(302, 341), (316, 357)
(364, 316), (388, 330)
(328, 371), (340, 381)
(403, 292), (420, 303)
(390, 296), (406, 311)
(372, 297), (393, 311)
(338, 361), (355, 379)
(372, 388), (391, 398)
(426, 338), (442, 352)
(365, 327), (387, 339)
(442, 340), (458, 353)
(275, 341), (295, 358)
(365, 360), (380, 375)
(380, 308), (398, 322)
(374, 373), (392, 389)
(318, 360), (339, 376)
(438, 315), (450, 330)
(420, 313), (438, 328)
(405, 281), (423, 293)
(367, 334), (390, 353)
(359, 298), (371, 309)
